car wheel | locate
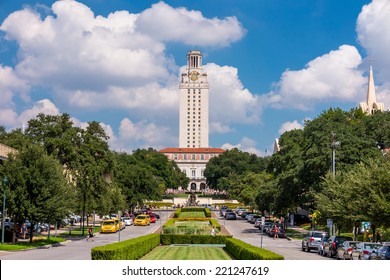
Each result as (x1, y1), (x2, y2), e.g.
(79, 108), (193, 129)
(306, 246), (310, 252)
(302, 244), (305, 251)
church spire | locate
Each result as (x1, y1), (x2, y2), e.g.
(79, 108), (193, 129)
(366, 65), (377, 106)
(359, 64), (385, 115)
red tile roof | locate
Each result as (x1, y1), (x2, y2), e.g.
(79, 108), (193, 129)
(159, 147), (225, 154)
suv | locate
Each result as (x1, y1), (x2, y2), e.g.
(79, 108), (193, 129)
(323, 235), (353, 258)
(302, 231), (329, 252)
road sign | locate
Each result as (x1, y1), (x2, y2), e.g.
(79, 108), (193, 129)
(261, 216), (265, 225)
(327, 219), (333, 228)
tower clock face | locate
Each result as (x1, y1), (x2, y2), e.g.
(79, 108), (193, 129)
(190, 71), (199, 81)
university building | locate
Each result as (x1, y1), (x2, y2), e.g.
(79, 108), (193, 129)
(160, 50), (224, 191)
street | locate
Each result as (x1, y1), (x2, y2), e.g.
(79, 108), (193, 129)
(0, 210), (327, 260)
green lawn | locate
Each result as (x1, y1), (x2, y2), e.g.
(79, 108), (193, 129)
(0, 236), (66, 251)
(178, 212), (206, 218)
(141, 245), (232, 260)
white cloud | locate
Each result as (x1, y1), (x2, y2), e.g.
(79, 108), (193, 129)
(204, 63), (264, 125)
(278, 120), (304, 135)
(136, 1), (245, 47)
(221, 137), (263, 156)
(357, 0), (390, 109)
(209, 122), (234, 134)
(0, 65), (30, 107)
(18, 99), (60, 125)
(267, 45), (366, 110)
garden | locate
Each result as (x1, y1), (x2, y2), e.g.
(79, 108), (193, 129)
(91, 207), (284, 260)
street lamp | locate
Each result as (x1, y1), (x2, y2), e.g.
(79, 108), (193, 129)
(1, 176), (8, 244)
(331, 132), (340, 178)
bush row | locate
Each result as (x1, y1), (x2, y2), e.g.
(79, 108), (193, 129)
(91, 234), (160, 260)
(225, 238), (284, 260)
(91, 233), (284, 260)
(160, 234), (231, 245)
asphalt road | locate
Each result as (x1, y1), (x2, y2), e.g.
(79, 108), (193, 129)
(218, 214), (327, 260)
(0, 210), (327, 260)
(0, 210), (171, 260)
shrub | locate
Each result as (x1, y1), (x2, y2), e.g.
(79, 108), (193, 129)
(173, 208), (182, 218)
(91, 234), (160, 260)
(225, 238), (284, 260)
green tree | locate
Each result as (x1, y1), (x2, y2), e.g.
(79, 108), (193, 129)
(204, 148), (268, 190)
(1, 144), (74, 243)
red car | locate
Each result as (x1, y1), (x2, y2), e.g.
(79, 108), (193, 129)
(148, 213), (157, 223)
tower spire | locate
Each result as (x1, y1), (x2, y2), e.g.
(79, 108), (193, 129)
(366, 64), (377, 106)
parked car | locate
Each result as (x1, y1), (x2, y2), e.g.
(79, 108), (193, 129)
(302, 231), (329, 252)
(224, 209), (233, 218)
(219, 206), (228, 217)
(352, 242), (382, 260)
(335, 240), (360, 260)
(121, 217), (133, 226)
(246, 214), (254, 222)
(292, 214), (311, 226)
(225, 212), (237, 220)
(250, 215), (262, 224)
(323, 236), (353, 258)
(240, 211), (251, 219)
(148, 213), (157, 223)
(259, 221), (274, 233)
(317, 235), (330, 256)
(133, 215), (150, 226)
(254, 218), (262, 228)
(370, 245), (390, 260)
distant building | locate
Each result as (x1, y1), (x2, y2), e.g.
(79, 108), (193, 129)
(359, 65), (385, 115)
(273, 138), (280, 154)
(159, 147), (224, 191)
(179, 50), (209, 148)
(160, 50), (224, 191)
(0, 143), (17, 161)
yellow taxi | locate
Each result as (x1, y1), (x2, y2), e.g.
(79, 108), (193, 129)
(133, 215), (150, 226)
(101, 219), (119, 233)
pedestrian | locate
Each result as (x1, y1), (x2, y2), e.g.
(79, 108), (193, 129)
(21, 223), (27, 239)
(376, 231), (382, 244)
(273, 225), (279, 239)
(87, 226), (94, 241)
(210, 226), (215, 236)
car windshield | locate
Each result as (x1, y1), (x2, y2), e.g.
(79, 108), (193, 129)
(137, 215), (147, 219)
(103, 221), (115, 225)
(313, 232), (327, 238)
(364, 243), (381, 250)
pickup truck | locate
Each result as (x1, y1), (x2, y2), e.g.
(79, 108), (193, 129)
(302, 230), (329, 252)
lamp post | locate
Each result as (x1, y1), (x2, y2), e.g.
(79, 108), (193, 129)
(331, 132), (340, 178)
(1, 176), (8, 244)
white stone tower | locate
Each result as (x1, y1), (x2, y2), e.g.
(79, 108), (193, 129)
(359, 65), (385, 115)
(179, 50), (209, 148)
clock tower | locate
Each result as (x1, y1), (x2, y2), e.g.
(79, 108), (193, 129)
(179, 50), (209, 148)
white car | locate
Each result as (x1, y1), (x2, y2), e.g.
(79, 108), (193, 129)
(121, 217), (133, 226)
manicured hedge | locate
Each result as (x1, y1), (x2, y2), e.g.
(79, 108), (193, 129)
(173, 208), (181, 218)
(91, 234), (284, 260)
(91, 234), (160, 260)
(160, 234), (232, 245)
(225, 238), (284, 260)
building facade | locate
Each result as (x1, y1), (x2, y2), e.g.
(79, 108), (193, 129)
(179, 50), (209, 148)
(160, 50), (224, 191)
(159, 147), (224, 191)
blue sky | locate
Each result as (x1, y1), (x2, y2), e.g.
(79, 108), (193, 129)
(0, 0), (389, 155)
